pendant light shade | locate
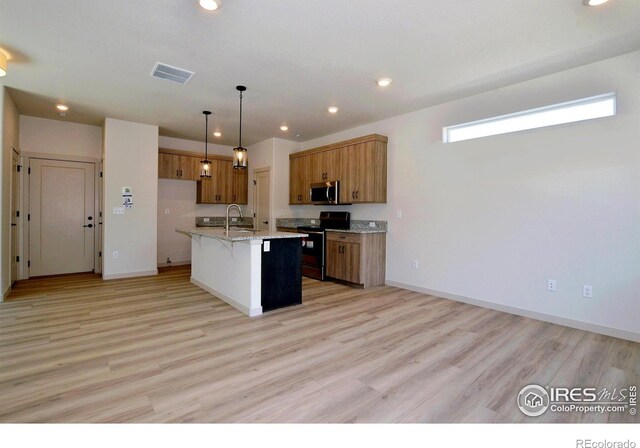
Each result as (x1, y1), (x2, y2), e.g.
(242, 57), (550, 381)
(233, 86), (248, 169)
(0, 51), (7, 77)
(201, 110), (212, 178)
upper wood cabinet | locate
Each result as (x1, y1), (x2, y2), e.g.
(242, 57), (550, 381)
(289, 156), (310, 204)
(158, 152), (200, 181)
(289, 134), (387, 205)
(158, 148), (247, 205)
(232, 169), (248, 204)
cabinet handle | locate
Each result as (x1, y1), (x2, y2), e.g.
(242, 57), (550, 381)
(352, 191), (355, 199)
(180, 169), (183, 177)
(176, 169), (179, 177)
(356, 190), (359, 199)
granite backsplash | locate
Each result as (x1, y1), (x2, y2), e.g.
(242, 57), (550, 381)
(196, 216), (255, 227)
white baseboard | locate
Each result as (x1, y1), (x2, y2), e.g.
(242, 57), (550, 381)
(386, 280), (640, 343)
(191, 277), (262, 317)
(102, 269), (158, 280)
(1, 285), (10, 302)
(157, 260), (191, 268)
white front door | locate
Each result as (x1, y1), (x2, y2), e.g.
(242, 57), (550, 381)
(29, 158), (95, 276)
(254, 168), (271, 231)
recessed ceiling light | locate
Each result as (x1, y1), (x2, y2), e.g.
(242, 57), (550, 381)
(280, 125), (289, 131)
(328, 106), (339, 114)
(377, 78), (392, 87)
(199, 0), (221, 10)
(583, 0), (608, 5)
(56, 104), (69, 111)
(213, 131), (222, 137)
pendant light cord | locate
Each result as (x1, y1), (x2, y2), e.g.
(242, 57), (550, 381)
(238, 91), (243, 148)
(205, 113), (209, 159)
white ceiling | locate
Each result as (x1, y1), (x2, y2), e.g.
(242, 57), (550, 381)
(1, 0), (640, 146)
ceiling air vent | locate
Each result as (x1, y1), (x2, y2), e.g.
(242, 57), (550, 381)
(150, 62), (195, 85)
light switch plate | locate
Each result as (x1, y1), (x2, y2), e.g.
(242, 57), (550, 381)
(264, 241), (270, 252)
(113, 207), (125, 215)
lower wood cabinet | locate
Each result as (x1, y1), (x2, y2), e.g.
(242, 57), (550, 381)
(325, 231), (386, 288)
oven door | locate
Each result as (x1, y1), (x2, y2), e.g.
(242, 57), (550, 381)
(300, 231), (325, 280)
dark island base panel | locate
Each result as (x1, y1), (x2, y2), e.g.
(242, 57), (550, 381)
(261, 238), (303, 312)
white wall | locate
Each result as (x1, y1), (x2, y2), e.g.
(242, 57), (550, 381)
(19, 116), (102, 159)
(1, 88), (20, 298)
(285, 51), (640, 340)
(103, 118), (158, 279)
(156, 135), (241, 265)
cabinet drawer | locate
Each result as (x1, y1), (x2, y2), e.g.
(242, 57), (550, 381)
(326, 232), (362, 244)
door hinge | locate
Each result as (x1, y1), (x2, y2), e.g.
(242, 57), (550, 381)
(16, 256), (19, 262)
(100, 171), (103, 178)
(98, 251), (102, 258)
(253, 213), (256, 218)
(28, 167), (31, 175)
(16, 210), (19, 217)
(17, 165), (21, 172)
(27, 214), (30, 221)
(253, 180), (256, 185)
(28, 261), (31, 268)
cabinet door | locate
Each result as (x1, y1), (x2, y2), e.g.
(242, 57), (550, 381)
(196, 160), (218, 203)
(339, 145), (359, 203)
(326, 240), (361, 283)
(309, 150), (338, 183)
(217, 160), (233, 203)
(181, 156), (201, 181)
(325, 240), (345, 280)
(289, 156), (310, 204)
(232, 169), (248, 204)
(158, 153), (181, 179)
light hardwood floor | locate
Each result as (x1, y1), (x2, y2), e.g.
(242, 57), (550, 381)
(1, 266), (638, 423)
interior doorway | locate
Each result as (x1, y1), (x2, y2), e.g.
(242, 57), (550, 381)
(29, 158), (96, 276)
(253, 167), (271, 231)
(10, 150), (20, 285)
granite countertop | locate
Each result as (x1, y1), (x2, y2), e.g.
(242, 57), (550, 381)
(178, 227), (308, 242)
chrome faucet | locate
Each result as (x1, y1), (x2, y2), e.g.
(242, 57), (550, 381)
(226, 204), (243, 233)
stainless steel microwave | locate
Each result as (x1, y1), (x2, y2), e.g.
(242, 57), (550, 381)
(310, 181), (340, 205)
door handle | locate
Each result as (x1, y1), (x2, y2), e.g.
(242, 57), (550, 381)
(83, 224), (93, 228)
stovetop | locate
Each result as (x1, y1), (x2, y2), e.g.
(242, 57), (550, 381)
(297, 225), (323, 232)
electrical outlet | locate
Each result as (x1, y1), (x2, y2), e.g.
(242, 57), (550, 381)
(310, 219), (317, 224)
(203, 217), (210, 222)
(112, 251), (119, 259)
(396, 210), (402, 218)
(547, 279), (557, 292)
(411, 260), (419, 270)
(369, 221), (376, 228)
(113, 207), (125, 215)
(164, 208), (170, 215)
(232, 217), (237, 222)
(264, 241), (271, 252)
(583, 285), (593, 298)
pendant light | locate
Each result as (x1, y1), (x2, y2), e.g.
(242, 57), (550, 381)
(200, 110), (212, 178)
(233, 85), (248, 169)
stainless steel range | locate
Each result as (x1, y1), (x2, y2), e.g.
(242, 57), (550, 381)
(297, 211), (350, 280)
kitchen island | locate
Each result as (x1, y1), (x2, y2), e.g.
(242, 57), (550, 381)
(178, 227), (307, 317)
